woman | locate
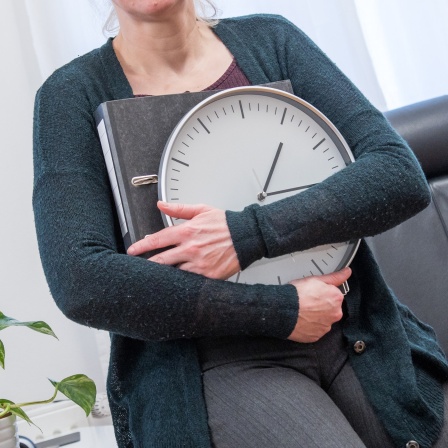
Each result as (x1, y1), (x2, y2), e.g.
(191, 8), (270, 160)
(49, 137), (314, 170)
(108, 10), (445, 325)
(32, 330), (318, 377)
(33, 1), (448, 447)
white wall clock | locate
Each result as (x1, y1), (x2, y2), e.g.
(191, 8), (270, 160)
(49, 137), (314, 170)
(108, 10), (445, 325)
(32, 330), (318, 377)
(158, 86), (360, 286)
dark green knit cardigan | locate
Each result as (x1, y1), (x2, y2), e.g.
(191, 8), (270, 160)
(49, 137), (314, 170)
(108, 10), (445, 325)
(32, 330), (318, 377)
(33, 14), (448, 448)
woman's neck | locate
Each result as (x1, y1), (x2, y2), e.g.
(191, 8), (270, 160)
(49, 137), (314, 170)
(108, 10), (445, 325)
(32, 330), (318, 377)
(111, 2), (232, 95)
(113, 4), (204, 77)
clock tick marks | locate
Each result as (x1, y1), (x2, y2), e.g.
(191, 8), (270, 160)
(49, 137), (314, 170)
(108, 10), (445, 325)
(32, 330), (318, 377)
(281, 107), (287, 125)
(311, 259), (324, 275)
(313, 138), (326, 150)
(197, 118), (210, 134)
(277, 276), (282, 285)
(171, 157), (189, 167)
(239, 100), (245, 119)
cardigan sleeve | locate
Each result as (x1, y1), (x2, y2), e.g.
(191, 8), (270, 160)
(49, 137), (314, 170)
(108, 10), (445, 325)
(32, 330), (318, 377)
(32, 72), (298, 342)
(225, 15), (431, 270)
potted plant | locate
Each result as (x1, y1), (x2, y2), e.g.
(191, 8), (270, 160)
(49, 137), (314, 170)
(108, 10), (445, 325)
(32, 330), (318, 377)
(0, 311), (96, 448)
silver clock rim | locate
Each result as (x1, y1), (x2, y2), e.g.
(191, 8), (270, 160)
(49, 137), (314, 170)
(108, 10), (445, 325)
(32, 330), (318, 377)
(158, 85), (361, 275)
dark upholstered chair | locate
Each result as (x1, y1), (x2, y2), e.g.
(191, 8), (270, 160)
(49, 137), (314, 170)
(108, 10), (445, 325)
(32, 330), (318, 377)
(367, 96), (448, 356)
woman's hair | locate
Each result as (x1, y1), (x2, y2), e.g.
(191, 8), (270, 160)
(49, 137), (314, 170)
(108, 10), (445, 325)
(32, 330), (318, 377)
(102, 1), (220, 36)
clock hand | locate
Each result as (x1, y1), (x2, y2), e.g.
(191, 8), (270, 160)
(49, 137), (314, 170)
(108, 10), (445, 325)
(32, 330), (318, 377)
(258, 142), (283, 201)
(252, 168), (266, 199)
(266, 183), (318, 197)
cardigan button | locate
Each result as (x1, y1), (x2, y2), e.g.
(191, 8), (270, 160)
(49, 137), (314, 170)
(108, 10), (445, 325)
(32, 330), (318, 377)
(353, 340), (366, 354)
(406, 441), (419, 448)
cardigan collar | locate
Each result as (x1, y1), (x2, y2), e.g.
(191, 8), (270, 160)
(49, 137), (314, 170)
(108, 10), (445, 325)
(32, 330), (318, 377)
(96, 19), (275, 102)
(98, 37), (134, 101)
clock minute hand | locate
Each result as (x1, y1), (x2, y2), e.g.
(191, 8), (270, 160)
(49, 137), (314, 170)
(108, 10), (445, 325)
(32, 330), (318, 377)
(266, 183), (318, 197)
(258, 142), (283, 201)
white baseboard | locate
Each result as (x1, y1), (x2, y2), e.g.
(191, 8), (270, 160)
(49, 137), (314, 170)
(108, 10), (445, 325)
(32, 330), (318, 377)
(16, 400), (114, 445)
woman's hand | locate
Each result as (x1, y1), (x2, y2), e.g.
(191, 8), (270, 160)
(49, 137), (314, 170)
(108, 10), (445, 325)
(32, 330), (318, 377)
(288, 267), (351, 343)
(127, 201), (241, 280)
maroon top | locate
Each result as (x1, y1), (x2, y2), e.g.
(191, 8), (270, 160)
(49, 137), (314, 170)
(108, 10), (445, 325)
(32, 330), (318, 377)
(134, 58), (251, 97)
(204, 58), (251, 90)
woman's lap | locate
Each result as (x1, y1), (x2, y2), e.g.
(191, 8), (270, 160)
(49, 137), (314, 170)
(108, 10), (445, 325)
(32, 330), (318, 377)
(203, 360), (366, 448)
(200, 323), (448, 448)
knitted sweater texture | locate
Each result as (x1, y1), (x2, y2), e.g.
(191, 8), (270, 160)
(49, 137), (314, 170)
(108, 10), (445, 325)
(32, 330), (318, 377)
(33, 15), (448, 448)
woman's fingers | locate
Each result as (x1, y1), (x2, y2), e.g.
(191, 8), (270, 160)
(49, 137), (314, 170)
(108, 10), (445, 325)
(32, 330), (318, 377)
(127, 226), (181, 255)
(318, 267), (352, 287)
(157, 201), (212, 219)
(127, 202), (240, 279)
(127, 202), (214, 256)
(287, 268), (352, 343)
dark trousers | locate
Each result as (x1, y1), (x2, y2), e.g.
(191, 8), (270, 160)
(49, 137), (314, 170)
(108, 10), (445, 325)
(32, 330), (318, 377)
(198, 323), (448, 448)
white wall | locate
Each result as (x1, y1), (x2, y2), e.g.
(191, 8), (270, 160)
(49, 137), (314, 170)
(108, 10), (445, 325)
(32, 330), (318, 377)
(0, 0), (106, 404)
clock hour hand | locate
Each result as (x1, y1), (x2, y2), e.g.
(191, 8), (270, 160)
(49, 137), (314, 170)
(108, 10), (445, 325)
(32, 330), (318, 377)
(266, 183), (318, 197)
(258, 142), (283, 201)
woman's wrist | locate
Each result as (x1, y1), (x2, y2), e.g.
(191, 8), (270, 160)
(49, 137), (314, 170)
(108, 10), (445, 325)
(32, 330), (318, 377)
(225, 204), (267, 270)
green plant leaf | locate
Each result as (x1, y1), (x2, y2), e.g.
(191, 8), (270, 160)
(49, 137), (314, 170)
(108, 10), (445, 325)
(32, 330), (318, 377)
(0, 311), (57, 339)
(0, 398), (12, 418)
(0, 399), (33, 425)
(0, 339), (4, 369)
(8, 407), (34, 426)
(49, 375), (96, 416)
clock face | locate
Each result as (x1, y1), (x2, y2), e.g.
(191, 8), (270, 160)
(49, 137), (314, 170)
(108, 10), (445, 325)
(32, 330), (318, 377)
(159, 86), (359, 285)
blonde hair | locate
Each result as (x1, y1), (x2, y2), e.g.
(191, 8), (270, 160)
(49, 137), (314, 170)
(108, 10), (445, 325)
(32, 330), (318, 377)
(102, 1), (220, 36)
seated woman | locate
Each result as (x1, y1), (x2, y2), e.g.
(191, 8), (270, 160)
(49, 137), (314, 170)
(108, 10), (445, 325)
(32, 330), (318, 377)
(32, 1), (448, 447)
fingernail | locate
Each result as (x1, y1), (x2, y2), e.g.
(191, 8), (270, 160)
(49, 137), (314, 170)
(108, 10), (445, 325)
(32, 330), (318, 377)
(127, 246), (136, 255)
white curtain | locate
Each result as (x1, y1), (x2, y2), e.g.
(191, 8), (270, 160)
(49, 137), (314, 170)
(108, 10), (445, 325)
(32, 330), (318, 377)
(354, 0), (448, 109)
(22, 0), (448, 111)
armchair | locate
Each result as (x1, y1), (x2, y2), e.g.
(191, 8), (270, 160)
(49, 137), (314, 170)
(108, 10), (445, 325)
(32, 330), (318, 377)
(367, 95), (448, 356)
